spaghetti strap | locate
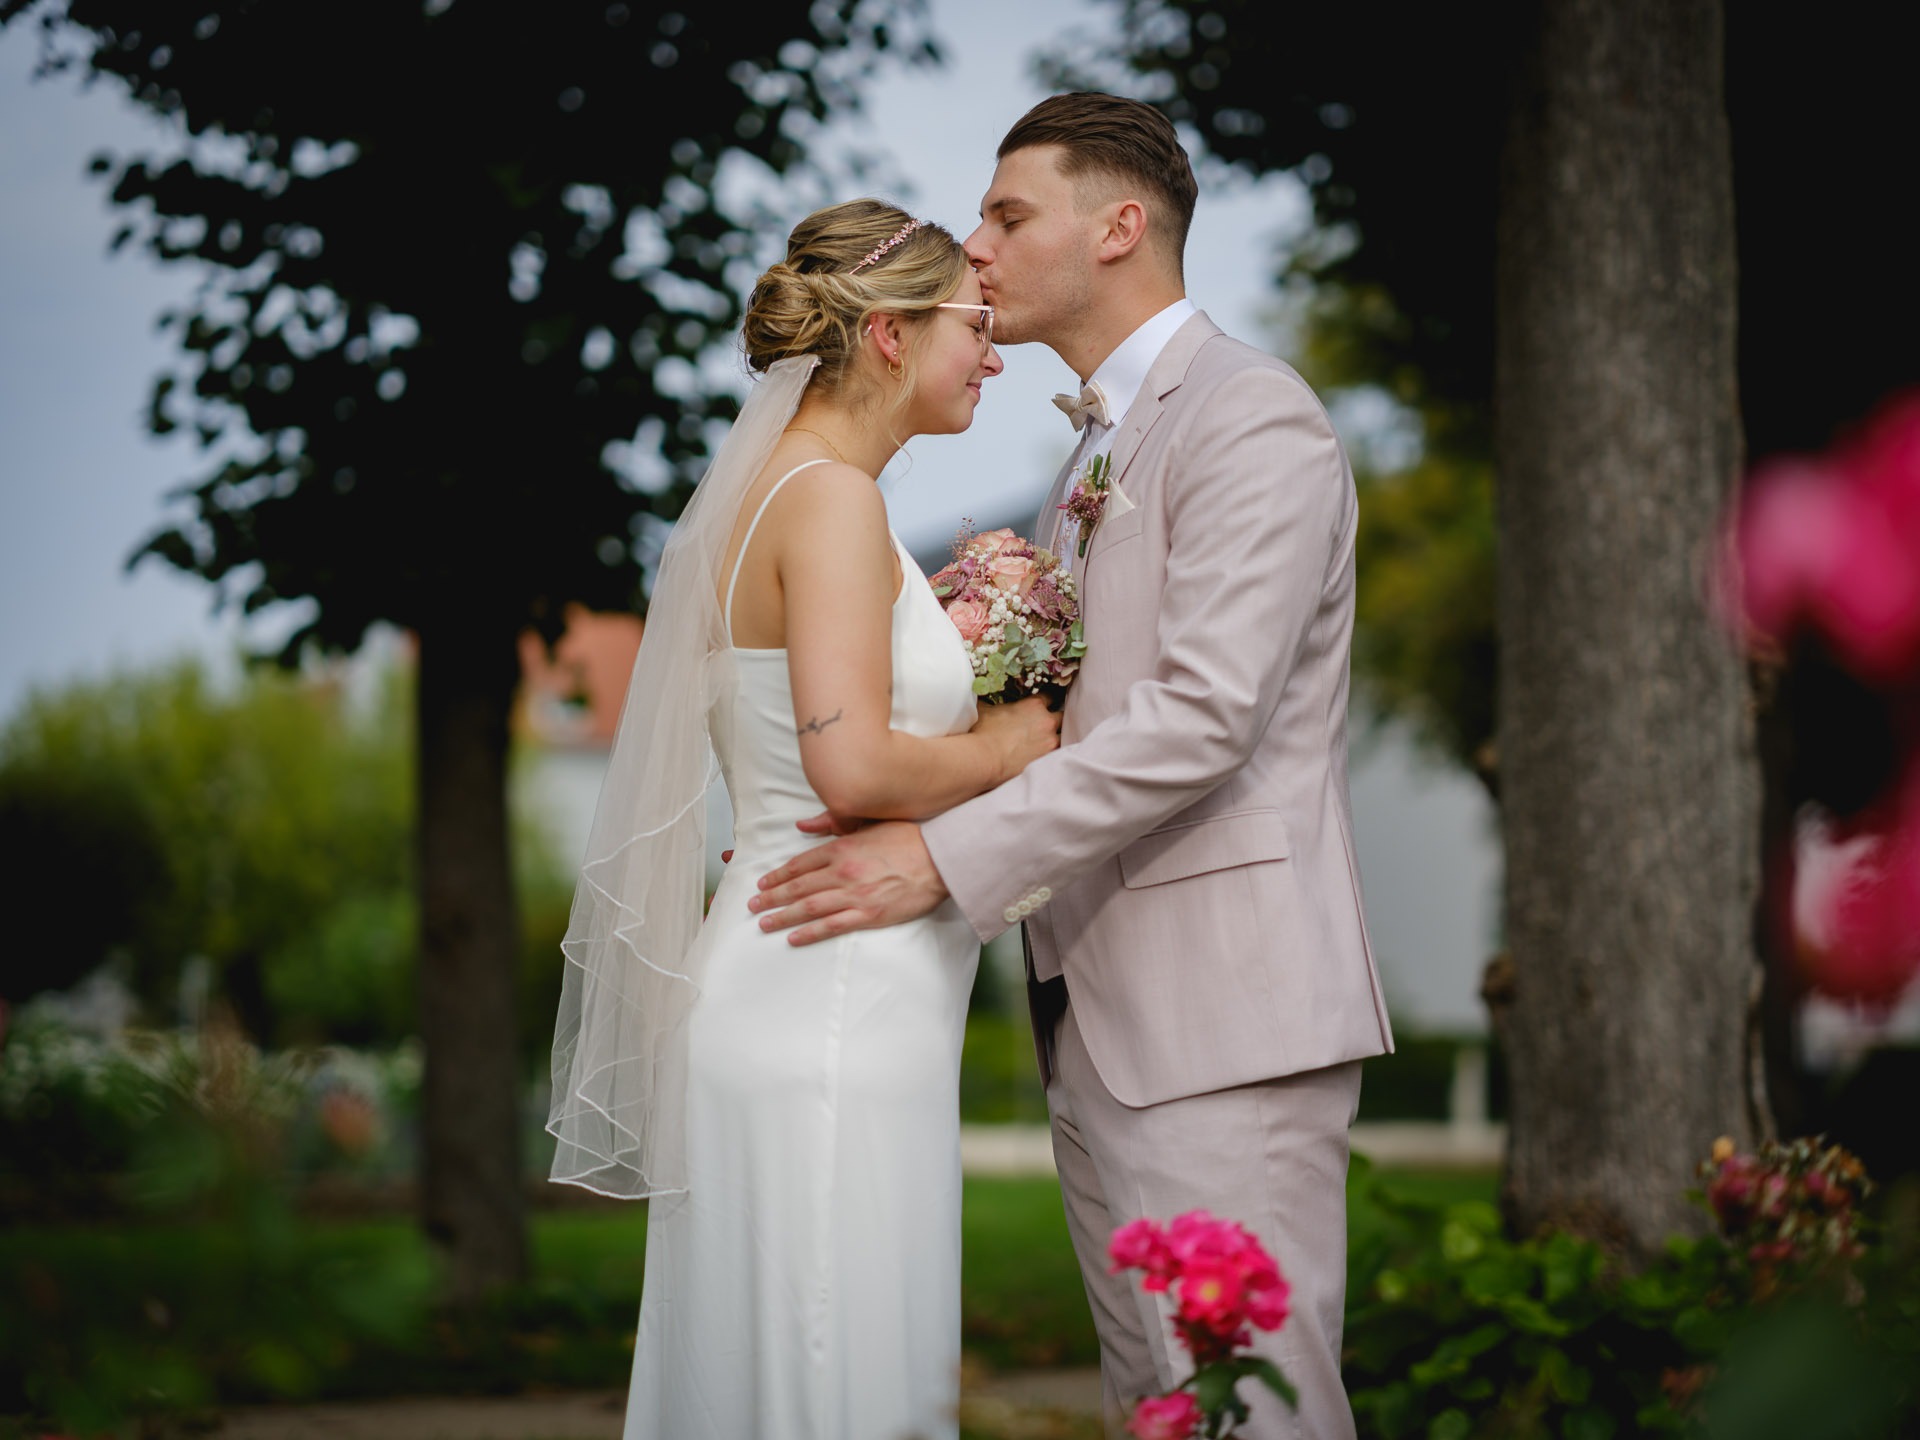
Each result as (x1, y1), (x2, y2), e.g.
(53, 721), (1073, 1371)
(724, 458), (834, 639)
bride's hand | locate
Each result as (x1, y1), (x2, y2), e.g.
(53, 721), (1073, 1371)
(795, 810), (870, 838)
(972, 695), (1062, 783)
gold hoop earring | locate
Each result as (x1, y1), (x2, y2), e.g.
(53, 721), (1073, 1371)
(887, 357), (904, 380)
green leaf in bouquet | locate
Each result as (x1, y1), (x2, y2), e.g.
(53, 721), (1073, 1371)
(973, 654), (1008, 696)
(1002, 621), (1024, 645)
(931, 581), (953, 598)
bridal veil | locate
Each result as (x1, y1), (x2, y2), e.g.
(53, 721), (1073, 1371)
(546, 354), (819, 1198)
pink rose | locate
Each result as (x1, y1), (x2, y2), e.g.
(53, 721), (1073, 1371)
(1175, 1259), (1253, 1343)
(968, 527), (1021, 558)
(1242, 1261), (1292, 1332)
(945, 598), (991, 645)
(1109, 1217), (1174, 1290)
(987, 554), (1036, 595)
(1127, 1392), (1202, 1440)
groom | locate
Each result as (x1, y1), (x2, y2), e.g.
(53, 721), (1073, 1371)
(754, 92), (1391, 1437)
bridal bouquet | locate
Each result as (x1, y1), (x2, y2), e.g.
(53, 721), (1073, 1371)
(1109, 1211), (1297, 1438)
(929, 525), (1087, 702)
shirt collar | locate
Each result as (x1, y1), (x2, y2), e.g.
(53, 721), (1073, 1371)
(1086, 298), (1198, 431)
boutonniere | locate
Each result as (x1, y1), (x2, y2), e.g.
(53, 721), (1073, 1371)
(1059, 452), (1114, 559)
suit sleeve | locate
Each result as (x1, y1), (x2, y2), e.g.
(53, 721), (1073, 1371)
(921, 361), (1353, 942)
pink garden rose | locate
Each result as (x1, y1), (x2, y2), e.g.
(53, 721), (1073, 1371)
(986, 553), (1037, 595)
(970, 527), (1021, 557)
(1109, 1216), (1175, 1292)
(1113, 1210), (1297, 1434)
(945, 597), (992, 646)
(1126, 1392), (1202, 1440)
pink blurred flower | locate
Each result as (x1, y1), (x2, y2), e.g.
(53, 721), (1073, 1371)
(1127, 1392), (1202, 1440)
(1725, 392), (1920, 682)
(1109, 1217), (1175, 1291)
(318, 1089), (381, 1157)
(1244, 1261), (1292, 1332)
(1706, 1152), (1766, 1230)
(1113, 1210), (1297, 1431)
(1790, 781), (1920, 1008)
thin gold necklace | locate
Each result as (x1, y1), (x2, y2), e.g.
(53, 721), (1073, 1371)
(789, 426), (853, 466)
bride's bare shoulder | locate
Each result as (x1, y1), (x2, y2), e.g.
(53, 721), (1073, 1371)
(754, 454), (885, 533)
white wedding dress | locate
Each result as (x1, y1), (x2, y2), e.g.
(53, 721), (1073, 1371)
(624, 460), (982, 1440)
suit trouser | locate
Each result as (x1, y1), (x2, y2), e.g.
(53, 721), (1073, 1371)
(1044, 992), (1363, 1440)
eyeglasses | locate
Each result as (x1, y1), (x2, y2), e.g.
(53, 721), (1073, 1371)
(935, 302), (994, 355)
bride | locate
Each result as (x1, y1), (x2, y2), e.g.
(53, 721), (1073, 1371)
(546, 199), (1060, 1440)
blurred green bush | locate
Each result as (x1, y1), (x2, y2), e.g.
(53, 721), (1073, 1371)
(0, 1017), (435, 1434)
(0, 654), (576, 1063)
(1344, 1153), (1920, 1439)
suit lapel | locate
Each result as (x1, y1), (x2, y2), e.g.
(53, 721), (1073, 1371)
(1034, 446), (1082, 557)
(1080, 311), (1222, 572)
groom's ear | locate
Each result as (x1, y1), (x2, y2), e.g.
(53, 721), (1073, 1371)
(1095, 197), (1151, 266)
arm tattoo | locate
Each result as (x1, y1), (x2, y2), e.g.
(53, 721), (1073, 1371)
(797, 708), (844, 738)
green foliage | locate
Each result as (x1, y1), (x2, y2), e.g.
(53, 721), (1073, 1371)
(0, 1022), (435, 1433)
(0, 655), (579, 1056)
(1344, 1158), (1920, 1440)
(1347, 1170), (1702, 1438)
(0, 657), (410, 1027)
(1354, 1034), (1499, 1125)
(1350, 426), (1496, 781)
(960, 1010), (1050, 1126)
(0, 1013), (422, 1210)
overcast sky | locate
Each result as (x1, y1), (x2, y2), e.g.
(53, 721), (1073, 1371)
(0, 0), (1499, 1030)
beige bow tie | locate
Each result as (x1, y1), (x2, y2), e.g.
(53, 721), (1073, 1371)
(1052, 382), (1111, 432)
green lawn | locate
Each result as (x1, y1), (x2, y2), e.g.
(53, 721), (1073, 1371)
(1, 1167), (1495, 1425)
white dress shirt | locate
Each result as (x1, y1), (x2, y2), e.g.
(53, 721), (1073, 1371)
(1052, 298), (1199, 565)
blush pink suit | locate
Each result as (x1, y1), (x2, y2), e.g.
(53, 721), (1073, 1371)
(922, 312), (1393, 1438)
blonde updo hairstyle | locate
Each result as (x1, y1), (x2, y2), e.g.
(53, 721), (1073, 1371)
(743, 199), (971, 426)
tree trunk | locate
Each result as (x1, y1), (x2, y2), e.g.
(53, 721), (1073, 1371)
(416, 618), (529, 1301)
(1494, 0), (1764, 1255)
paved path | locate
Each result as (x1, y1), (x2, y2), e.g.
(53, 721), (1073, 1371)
(206, 1370), (1107, 1439)
(961, 1121), (1503, 1175)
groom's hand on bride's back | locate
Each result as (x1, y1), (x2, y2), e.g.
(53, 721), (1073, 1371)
(749, 820), (949, 945)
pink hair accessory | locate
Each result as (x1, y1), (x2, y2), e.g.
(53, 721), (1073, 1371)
(848, 218), (927, 275)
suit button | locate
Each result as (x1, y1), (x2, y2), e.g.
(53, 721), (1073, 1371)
(1002, 906), (1021, 924)
(1035, 887), (1052, 902)
(1016, 899), (1034, 917)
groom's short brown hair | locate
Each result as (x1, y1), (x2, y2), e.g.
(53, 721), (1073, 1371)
(998, 92), (1199, 269)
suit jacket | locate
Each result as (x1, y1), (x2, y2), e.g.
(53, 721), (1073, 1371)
(921, 312), (1394, 1106)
